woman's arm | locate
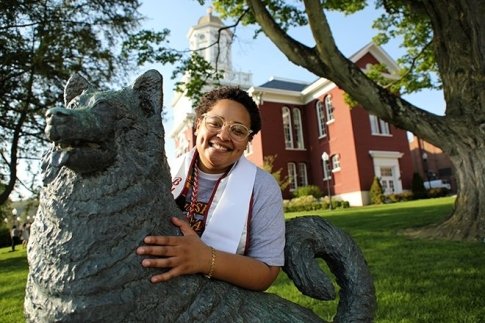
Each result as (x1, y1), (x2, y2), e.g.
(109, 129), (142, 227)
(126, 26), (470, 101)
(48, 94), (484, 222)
(136, 217), (280, 291)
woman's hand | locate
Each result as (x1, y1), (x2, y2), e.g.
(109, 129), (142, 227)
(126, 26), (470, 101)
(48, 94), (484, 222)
(137, 216), (280, 291)
(136, 217), (212, 283)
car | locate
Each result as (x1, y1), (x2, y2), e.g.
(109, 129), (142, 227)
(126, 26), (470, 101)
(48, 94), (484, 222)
(423, 179), (451, 190)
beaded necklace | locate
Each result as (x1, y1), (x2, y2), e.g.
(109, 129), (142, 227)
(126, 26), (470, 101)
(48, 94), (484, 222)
(187, 161), (200, 220)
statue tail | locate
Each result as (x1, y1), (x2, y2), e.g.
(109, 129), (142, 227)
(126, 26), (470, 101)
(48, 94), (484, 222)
(284, 216), (376, 323)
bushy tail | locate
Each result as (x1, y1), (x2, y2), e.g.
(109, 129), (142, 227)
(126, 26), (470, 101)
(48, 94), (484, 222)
(284, 216), (376, 323)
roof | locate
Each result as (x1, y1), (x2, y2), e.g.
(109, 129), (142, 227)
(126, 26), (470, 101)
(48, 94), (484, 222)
(196, 7), (224, 27)
(258, 78), (310, 92)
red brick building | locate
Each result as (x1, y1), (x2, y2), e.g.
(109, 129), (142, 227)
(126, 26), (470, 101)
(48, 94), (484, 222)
(170, 10), (414, 205)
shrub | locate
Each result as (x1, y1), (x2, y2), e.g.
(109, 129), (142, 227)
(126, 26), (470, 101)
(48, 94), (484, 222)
(399, 191), (414, 201)
(369, 176), (385, 204)
(284, 195), (320, 212)
(293, 185), (323, 199)
(0, 226), (11, 248)
(284, 195), (350, 212)
(427, 187), (449, 198)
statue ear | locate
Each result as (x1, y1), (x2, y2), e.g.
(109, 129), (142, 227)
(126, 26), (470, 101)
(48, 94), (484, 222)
(64, 73), (91, 106)
(132, 69), (163, 116)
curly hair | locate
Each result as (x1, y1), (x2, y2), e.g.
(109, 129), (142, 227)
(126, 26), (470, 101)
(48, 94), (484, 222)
(194, 86), (261, 136)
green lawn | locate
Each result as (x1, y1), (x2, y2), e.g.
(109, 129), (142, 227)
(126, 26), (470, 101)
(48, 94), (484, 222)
(0, 247), (28, 323)
(1, 197), (484, 322)
(269, 197), (485, 322)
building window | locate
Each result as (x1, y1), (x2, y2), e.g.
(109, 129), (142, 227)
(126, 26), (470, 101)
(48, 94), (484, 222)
(282, 106), (305, 149)
(282, 107), (293, 148)
(331, 154), (341, 171)
(288, 162), (297, 191)
(369, 115), (390, 135)
(325, 95), (335, 122)
(297, 162), (308, 187)
(292, 108), (304, 149)
(316, 101), (326, 138)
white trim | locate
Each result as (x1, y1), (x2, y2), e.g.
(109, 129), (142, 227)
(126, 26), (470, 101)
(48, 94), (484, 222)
(369, 150), (404, 158)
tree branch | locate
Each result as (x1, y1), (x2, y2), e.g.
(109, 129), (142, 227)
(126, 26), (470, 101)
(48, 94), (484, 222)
(245, 0), (325, 74)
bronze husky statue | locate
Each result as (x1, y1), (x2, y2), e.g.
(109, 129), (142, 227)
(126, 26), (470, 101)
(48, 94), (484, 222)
(25, 70), (375, 322)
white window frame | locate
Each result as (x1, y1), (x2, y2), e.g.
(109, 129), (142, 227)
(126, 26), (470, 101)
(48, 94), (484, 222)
(282, 106), (293, 148)
(292, 108), (304, 149)
(288, 162), (297, 192)
(297, 162), (308, 187)
(331, 154), (341, 172)
(369, 114), (391, 136)
(325, 95), (335, 122)
(316, 101), (326, 138)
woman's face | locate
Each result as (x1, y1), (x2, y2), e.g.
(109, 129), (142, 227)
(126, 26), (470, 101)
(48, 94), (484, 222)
(195, 99), (251, 174)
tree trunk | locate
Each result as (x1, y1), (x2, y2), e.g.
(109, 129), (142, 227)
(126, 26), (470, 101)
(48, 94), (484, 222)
(409, 146), (485, 241)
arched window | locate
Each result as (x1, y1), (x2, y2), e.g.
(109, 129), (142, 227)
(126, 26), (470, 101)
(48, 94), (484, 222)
(316, 101), (326, 137)
(332, 154), (341, 171)
(325, 95), (335, 122)
(282, 107), (293, 148)
(287, 162), (297, 191)
(292, 108), (304, 149)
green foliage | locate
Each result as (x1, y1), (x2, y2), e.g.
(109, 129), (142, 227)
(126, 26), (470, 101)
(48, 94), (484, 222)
(0, 183), (12, 223)
(411, 172), (427, 199)
(283, 195), (321, 212)
(372, 0), (440, 94)
(262, 155), (289, 191)
(427, 187), (449, 198)
(369, 176), (385, 204)
(0, 226), (10, 248)
(283, 196), (350, 212)
(173, 53), (224, 106)
(387, 191), (414, 203)
(292, 185), (322, 199)
(121, 29), (182, 66)
(0, 0), (144, 205)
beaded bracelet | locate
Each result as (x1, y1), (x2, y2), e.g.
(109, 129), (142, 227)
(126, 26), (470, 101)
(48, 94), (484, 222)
(205, 246), (216, 279)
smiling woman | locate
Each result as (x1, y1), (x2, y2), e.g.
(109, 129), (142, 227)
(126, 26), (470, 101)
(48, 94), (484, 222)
(138, 86), (285, 291)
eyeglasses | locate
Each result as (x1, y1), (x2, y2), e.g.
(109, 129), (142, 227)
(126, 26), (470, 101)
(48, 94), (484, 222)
(202, 113), (253, 141)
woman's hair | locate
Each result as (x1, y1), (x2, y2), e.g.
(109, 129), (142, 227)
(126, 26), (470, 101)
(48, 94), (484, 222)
(195, 86), (262, 136)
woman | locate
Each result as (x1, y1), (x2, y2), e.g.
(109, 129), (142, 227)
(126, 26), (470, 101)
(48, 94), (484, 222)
(137, 86), (285, 291)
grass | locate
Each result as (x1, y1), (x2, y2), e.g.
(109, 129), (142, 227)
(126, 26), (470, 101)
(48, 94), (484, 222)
(0, 247), (28, 323)
(268, 197), (485, 322)
(1, 197), (484, 322)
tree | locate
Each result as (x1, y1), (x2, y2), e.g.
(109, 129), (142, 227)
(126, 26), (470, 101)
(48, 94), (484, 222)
(0, 0), (144, 205)
(369, 176), (385, 205)
(194, 0), (484, 242)
(262, 155), (290, 191)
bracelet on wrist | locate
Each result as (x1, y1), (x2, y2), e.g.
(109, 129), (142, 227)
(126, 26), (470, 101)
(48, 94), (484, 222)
(205, 246), (216, 279)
